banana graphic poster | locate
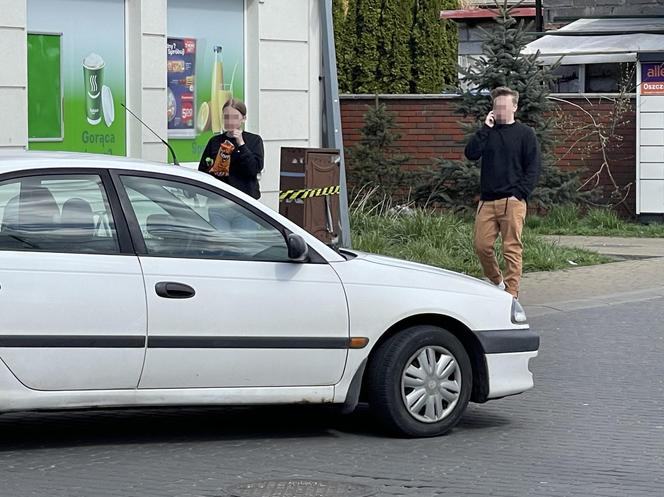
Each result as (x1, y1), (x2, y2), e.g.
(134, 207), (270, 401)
(166, 0), (245, 163)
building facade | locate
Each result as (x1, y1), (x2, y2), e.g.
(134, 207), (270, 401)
(0, 0), (329, 210)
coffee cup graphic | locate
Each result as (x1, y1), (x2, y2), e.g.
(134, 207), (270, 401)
(83, 53), (105, 125)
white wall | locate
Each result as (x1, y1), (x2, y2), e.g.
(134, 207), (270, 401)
(1, 0), (323, 212)
(126, 0), (168, 162)
(637, 95), (664, 214)
(250, 0), (322, 210)
(0, 1), (28, 152)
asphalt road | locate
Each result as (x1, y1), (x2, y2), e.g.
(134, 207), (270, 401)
(1, 297), (662, 497)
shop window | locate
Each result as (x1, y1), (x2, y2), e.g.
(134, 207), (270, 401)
(548, 63), (636, 94)
(585, 63), (636, 93)
(550, 65), (580, 93)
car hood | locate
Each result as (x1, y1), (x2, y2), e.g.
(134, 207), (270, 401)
(335, 250), (505, 298)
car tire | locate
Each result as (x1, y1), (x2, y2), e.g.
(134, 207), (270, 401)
(366, 325), (472, 437)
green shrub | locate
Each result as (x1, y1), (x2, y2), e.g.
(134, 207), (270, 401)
(332, 0), (459, 93)
(351, 205), (609, 276)
(585, 208), (625, 231)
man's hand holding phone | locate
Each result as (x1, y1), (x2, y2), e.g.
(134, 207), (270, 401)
(485, 111), (495, 128)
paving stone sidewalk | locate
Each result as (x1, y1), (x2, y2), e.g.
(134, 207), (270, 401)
(521, 235), (664, 317)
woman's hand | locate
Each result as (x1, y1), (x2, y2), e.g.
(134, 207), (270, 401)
(229, 129), (244, 146)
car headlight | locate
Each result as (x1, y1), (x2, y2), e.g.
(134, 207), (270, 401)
(511, 298), (528, 324)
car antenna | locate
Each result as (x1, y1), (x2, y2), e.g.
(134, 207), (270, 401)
(121, 103), (180, 166)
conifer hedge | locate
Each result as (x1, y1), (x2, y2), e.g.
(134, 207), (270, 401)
(333, 0), (459, 93)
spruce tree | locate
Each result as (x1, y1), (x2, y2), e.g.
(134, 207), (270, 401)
(457, 3), (557, 158)
(416, 1), (587, 210)
(347, 99), (409, 199)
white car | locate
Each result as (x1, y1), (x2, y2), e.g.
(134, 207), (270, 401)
(0, 152), (538, 437)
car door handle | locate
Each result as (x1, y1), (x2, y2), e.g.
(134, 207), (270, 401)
(155, 282), (196, 299)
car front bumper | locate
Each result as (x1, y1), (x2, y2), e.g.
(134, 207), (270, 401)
(475, 328), (539, 399)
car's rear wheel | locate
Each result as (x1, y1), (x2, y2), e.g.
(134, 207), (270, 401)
(366, 325), (472, 437)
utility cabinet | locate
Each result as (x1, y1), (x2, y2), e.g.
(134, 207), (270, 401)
(279, 147), (341, 244)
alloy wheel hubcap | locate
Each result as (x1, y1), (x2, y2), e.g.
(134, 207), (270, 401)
(401, 345), (461, 423)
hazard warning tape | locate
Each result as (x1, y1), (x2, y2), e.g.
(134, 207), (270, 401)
(279, 185), (340, 201)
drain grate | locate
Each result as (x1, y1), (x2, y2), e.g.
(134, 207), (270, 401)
(225, 479), (375, 497)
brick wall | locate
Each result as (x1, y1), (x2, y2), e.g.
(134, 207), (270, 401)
(341, 96), (471, 172)
(340, 95), (636, 214)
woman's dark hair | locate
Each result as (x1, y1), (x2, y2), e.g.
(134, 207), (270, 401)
(222, 98), (247, 117)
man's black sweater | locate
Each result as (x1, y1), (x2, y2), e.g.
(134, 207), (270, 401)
(464, 122), (541, 201)
(198, 131), (264, 199)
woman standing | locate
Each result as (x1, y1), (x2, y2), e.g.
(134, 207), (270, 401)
(198, 99), (264, 199)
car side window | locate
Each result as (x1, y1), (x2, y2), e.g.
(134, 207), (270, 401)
(119, 175), (290, 261)
(0, 174), (120, 254)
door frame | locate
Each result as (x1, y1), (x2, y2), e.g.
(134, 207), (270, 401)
(108, 168), (328, 263)
(0, 167), (135, 256)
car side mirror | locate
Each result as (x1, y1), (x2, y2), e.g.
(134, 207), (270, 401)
(286, 233), (309, 262)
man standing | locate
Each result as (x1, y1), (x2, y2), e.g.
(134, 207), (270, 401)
(464, 87), (541, 299)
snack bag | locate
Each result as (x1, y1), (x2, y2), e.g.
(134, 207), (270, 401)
(210, 139), (235, 176)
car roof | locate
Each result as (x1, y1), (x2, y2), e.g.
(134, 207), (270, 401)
(0, 150), (171, 170)
(0, 150), (209, 181)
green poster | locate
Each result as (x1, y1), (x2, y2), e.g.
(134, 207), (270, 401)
(28, 33), (62, 140)
(27, 0), (126, 156)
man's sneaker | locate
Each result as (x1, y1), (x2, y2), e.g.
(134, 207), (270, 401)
(494, 280), (506, 291)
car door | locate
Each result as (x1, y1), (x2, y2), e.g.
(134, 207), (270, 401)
(0, 169), (147, 391)
(112, 171), (349, 389)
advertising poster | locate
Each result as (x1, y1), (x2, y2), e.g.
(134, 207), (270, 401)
(167, 37), (197, 137)
(27, 0), (126, 156)
(641, 62), (664, 96)
(167, 0), (244, 163)
(27, 33), (63, 141)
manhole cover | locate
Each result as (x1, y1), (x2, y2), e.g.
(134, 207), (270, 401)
(225, 479), (375, 497)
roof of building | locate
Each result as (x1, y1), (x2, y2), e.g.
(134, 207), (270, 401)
(440, 7), (535, 20)
(523, 17), (664, 64)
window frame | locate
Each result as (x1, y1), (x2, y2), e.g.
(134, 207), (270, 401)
(549, 64), (584, 94)
(583, 62), (636, 94)
(0, 168), (134, 256)
(549, 62), (637, 97)
(109, 170), (326, 264)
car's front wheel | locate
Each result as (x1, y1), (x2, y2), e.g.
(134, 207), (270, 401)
(366, 325), (472, 437)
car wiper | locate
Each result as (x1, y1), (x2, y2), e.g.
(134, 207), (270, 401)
(7, 234), (40, 249)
